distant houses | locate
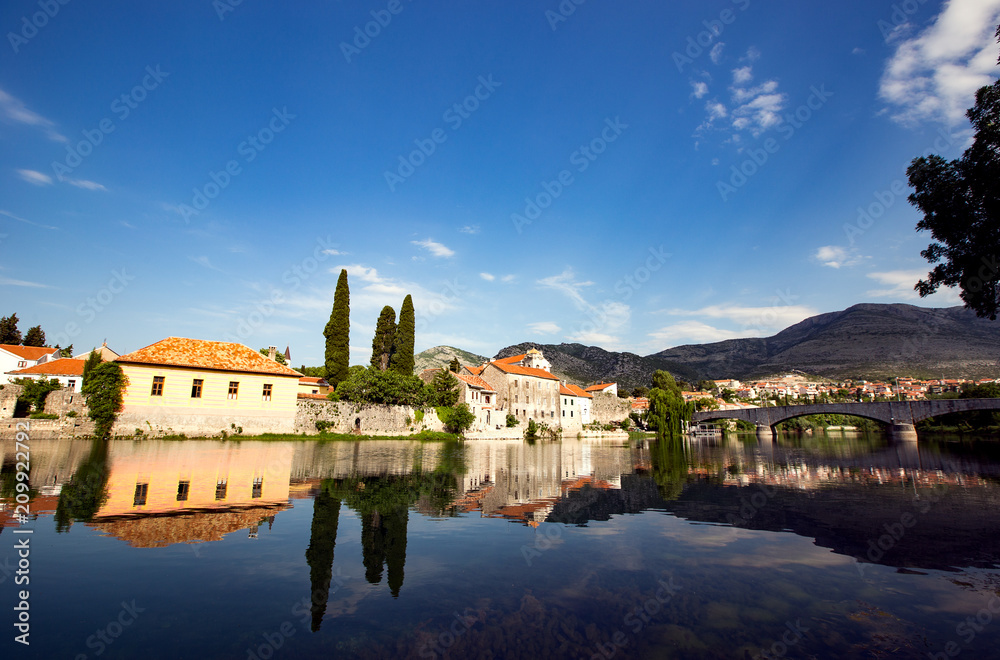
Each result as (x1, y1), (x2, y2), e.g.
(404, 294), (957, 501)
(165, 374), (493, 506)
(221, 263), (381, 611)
(7, 358), (87, 392)
(0, 344), (61, 384)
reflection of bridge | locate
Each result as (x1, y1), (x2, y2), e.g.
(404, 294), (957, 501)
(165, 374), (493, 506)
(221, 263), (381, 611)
(691, 398), (1000, 439)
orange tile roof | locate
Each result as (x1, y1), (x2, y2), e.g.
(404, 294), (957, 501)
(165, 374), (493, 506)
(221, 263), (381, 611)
(584, 382), (615, 392)
(489, 361), (559, 380)
(297, 393), (329, 400)
(465, 365), (484, 376)
(298, 376), (328, 385)
(0, 344), (58, 361)
(8, 358), (85, 376)
(495, 354), (527, 365)
(454, 372), (495, 391)
(117, 337), (302, 377)
(559, 383), (592, 398)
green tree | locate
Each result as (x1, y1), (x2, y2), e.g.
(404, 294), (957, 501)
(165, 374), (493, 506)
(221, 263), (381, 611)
(506, 413), (518, 427)
(448, 357), (461, 373)
(426, 369), (460, 407)
(908, 26), (1000, 318)
(631, 386), (649, 399)
(720, 388), (736, 403)
(82, 362), (128, 437)
(13, 377), (61, 413)
(370, 306), (397, 371)
(334, 367), (426, 406)
(22, 325), (45, 347)
(82, 351), (103, 387)
(647, 370), (693, 435)
(390, 294), (415, 375)
(439, 403), (475, 435)
(325, 269), (351, 386)
(0, 313), (21, 344)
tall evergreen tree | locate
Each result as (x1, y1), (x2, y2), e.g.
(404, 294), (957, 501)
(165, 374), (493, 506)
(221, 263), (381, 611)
(82, 351), (103, 387)
(389, 294), (415, 375)
(370, 306), (397, 371)
(448, 357), (461, 373)
(0, 314), (21, 345)
(22, 325), (45, 347)
(324, 269), (350, 386)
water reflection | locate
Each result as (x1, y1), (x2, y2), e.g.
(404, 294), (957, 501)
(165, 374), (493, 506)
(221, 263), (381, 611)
(4, 431), (1000, 658)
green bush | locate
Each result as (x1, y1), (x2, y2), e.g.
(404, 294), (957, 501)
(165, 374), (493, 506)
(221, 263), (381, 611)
(438, 403), (475, 435)
(506, 413), (518, 427)
(315, 420), (335, 433)
(67, 410), (78, 418)
(13, 377), (61, 413)
(334, 367), (426, 406)
(82, 362), (128, 437)
(29, 412), (58, 419)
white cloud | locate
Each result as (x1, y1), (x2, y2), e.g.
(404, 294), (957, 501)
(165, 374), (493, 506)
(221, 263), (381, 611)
(17, 169), (52, 186)
(0, 88), (65, 142)
(528, 321), (561, 335)
(879, 0), (1000, 126)
(479, 272), (495, 281)
(538, 269), (631, 347)
(865, 269), (962, 302)
(537, 269), (595, 310)
(321, 248), (345, 256)
(501, 274), (516, 283)
(459, 225), (480, 235)
(732, 66), (753, 84)
(710, 42), (725, 65)
(411, 238), (455, 258)
(665, 303), (818, 334)
(66, 178), (107, 191)
(706, 101), (727, 120)
(691, 81), (709, 99)
(814, 245), (863, 269)
(190, 255), (222, 272)
(334, 264), (383, 283)
(649, 320), (744, 347)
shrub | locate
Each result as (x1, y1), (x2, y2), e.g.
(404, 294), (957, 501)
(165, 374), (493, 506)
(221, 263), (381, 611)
(334, 367), (426, 406)
(29, 412), (58, 419)
(82, 362), (128, 438)
(439, 403), (475, 435)
(67, 410), (78, 418)
(506, 413), (518, 427)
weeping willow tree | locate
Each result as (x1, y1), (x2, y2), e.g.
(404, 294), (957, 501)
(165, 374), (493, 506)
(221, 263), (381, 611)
(646, 370), (695, 436)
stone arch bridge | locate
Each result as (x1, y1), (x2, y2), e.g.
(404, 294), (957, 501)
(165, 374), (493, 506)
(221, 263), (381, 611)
(691, 398), (1000, 439)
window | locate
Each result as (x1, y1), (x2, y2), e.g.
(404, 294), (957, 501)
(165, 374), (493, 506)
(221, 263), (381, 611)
(151, 376), (165, 396)
(215, 479), (227, 500)
(262, 383), (272, 401)
(526, 396), (530, 404)
(228, 381), (239, 399)
(562, 410), (566, 417)
(17, 360), (26, 368)
(68, 379), (76, 389)
(252, 477), (263, 499)
(570, 410), (574, 417)
(484, 395), (490, 404)
(176, 481), (190, 502)
(133, 483), (149, 506)
(514, 394), (518, 403)
(191, 379), (203, 398)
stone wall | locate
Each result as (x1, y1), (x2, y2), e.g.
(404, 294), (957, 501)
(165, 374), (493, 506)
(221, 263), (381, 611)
(590, 392), (631, 424)
(294, 399), (445, 436)
(0, 384), (96, 437)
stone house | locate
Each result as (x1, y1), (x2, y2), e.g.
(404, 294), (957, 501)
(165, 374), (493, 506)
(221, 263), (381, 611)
(418, 368), (498, 431)
(114, 337), (303, 436)
(559, 382), (592, 428)
(472, 349), (561, 425)
(585, 382), (617, 397)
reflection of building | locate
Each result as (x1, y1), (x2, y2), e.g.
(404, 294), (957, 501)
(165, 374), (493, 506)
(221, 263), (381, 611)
(87, 440), (294, 547)
(115, 337), (303, 436)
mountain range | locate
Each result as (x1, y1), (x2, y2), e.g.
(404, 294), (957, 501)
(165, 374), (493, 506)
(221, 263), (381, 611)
(415, 304), (1000, 391)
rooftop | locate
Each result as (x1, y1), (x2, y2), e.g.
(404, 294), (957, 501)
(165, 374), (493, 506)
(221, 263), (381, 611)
(7, 358), (86, 376)
(116, 337), (303, 377)
(0, 344), (59, 361)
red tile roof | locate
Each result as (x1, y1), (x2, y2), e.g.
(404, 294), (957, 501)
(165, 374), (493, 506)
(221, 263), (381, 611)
(495, 354), (526, 365)
(7, 358), (85, 376)
(466, 365), (484, 376)
(297, 393), (329, 400)
(559, 383), (592, 398)
(117, 337), (303, 377)
(455, 372), (495, 391)
(298, 376), (328, 385)
(0, 344), (58, 361)
(489, 361), (560, 380)
(585, 382), (615, 392)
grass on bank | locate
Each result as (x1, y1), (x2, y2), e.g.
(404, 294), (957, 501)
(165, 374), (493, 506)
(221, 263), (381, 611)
(154, 430), (461, 442)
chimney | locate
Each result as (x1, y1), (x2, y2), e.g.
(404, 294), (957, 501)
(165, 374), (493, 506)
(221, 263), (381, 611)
(268, 346), (277, 361)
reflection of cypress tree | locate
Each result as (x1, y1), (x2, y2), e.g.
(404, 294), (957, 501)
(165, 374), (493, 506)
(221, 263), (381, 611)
(54, 438), (110, 532)
(384, 507), (408, 597)
(304, 490), (341, 633)
(361, 510), (386, 585)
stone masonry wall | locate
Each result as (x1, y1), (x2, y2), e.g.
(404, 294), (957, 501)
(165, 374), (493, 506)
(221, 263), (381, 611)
(590, 392), (631, 424)
(0, 385), (96, 436)
(294, 399), (445, 436)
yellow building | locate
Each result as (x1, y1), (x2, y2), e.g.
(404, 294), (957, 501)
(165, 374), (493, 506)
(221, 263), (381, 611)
(115, 337), (303, 436)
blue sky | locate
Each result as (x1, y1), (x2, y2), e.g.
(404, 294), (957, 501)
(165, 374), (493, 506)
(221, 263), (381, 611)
(1, 0), (999, 366)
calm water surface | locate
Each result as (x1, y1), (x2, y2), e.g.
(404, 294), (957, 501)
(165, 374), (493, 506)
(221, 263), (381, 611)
(3, 431), (1000, 659)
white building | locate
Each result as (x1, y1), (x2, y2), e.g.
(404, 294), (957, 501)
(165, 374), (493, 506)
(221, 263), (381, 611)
(0, 344), (61, 384)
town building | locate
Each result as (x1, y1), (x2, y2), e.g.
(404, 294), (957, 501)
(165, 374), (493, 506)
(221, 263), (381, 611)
(0, 344), (61, 384)
(474, 349), (561, 425)
(559, 382), (592, 428)
(585, 382), (617, 397)
(114, 337), (303, 436)
(7, 358), (87, 392)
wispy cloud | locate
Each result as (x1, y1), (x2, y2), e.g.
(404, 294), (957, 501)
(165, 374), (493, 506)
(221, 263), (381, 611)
(190, 255), (223, 272)
(411, 238), (455, 258)
(649, 320), (744, 347)
(709, 42), (725, 65)
(0, 209), (57, 230)
(528, 321), (561, 335)
(479, 272), (495, 281)
(17, 169), (53, 186)
(0, 276), (51, 288)
(694, 49), (786, 138)
(501, 274), (516, 283)
(879, 0), (1000, 126)
(662, 303), (818, 334)
(691, 81), (709, 99)
(813, 245), (862, 269)
(538, 269), (631, 347)
(0, 87), (66, 142)
(66, 178), (107, 191)
(866, 269), (962, 302)
(459, 225), (480, 235)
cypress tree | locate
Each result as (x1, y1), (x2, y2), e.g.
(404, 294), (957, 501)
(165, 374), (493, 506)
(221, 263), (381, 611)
(82, 351), (103, 387)
(448, 357), (460, 373)
(324, 269), (350, 387)
(390, 294), (415, 375)
(370, 306), (397, 371)
(22, 325), (45, 347)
